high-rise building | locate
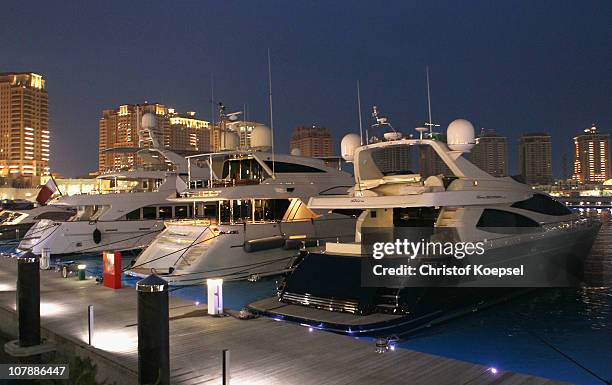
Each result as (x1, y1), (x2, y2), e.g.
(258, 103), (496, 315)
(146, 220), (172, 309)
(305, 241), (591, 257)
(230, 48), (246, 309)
(289, 126), (333, 157)
(419, 145), (451, 177)
(98, 103), (209, 173)
(167, 111), (210, 154)
(572, 125), (609, 184)
(470, 128), (507, 177)
(0, 72), (50, 186)
(519, 133), (553, 185)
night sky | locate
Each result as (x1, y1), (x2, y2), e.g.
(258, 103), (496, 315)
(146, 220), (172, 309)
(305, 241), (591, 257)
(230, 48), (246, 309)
(1, 1), (610, 177)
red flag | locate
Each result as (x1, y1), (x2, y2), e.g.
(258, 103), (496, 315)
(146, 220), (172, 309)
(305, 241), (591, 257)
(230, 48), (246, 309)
(36, 179), (59, 205)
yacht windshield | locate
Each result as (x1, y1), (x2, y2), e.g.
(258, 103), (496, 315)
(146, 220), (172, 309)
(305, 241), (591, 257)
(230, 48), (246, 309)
(221, 158), (267, 183)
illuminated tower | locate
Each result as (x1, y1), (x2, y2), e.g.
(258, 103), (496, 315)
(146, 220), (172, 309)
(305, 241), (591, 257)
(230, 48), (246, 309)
(98, 103), (169, 172)
(572, 125), (609, 184)
(0, 72), (50, 185)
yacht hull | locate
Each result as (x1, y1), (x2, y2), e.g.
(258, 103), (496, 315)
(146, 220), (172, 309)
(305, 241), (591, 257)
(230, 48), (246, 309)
(127, 215), (356, 284)
(279, 220), (601, 320)
(16, 219), (165, 256)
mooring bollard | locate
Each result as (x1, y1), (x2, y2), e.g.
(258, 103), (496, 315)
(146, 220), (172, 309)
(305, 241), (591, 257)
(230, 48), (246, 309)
(137, 274), (169, 385)
(17, 252), (40, 347)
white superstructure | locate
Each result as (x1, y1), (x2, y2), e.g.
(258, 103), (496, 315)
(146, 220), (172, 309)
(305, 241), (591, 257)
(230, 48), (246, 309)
(127, 149), (358, 284)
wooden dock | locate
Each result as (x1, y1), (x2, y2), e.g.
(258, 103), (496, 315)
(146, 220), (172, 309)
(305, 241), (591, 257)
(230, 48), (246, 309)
(0, 256), (569, 385)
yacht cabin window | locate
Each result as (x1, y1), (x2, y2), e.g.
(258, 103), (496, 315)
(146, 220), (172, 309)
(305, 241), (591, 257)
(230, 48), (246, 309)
(222, 159), (267, 182)
(142, 206), (157, 219)
(476, 209), (540, 234)
(511, 194), (572, 216)
(263, 161), (325, 173)
(70, 205), (109, 221)
(158, 206), (173, 219)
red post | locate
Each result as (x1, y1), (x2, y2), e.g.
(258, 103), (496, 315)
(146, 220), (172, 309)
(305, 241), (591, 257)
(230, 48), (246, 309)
(103, 251), (122, 289)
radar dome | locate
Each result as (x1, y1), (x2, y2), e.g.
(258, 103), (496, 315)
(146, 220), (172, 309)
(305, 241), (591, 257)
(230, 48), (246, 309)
(141, 113), (157, 129)
(251, 125), (272, 150)
(290, 148), (302, 156)
(341, 133), (361, 162)
(447, 119), (475, 152)
(220, 131), (240, 151)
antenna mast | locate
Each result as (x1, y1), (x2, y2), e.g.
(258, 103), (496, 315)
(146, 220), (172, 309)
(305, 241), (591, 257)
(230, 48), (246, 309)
(357, 80), (364, 145)
(267, 48), (275, 177)
(426, 65), (433, 134)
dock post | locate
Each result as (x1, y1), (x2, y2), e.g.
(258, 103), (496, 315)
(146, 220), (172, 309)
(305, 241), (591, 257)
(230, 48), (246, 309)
(87, 305), (94, 345)
(222, 349), (230, 385)
(17, 253), (40, 347)
(137, 274), (169, 385)
(4, 252), (56, 357)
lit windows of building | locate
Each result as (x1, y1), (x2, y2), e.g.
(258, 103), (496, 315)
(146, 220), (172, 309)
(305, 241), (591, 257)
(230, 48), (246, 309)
(0, 72), (50, 186)
(572, 125), (609, 184)
(98, 104), (211, 173)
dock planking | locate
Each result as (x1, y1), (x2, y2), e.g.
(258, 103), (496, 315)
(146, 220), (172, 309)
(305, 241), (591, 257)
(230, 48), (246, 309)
(0, 257), (568, 385)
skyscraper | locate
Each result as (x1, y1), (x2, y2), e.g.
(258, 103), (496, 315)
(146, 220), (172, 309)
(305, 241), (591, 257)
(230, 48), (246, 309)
(289, 126), (333, 157)
(470, 128), (507, 177)
(0, 72), (50, 186)
(572, 125), (609, 184)
(519, 133), (553, 185)
(167, 111), (210, 154)
(98, 103), (209, 173)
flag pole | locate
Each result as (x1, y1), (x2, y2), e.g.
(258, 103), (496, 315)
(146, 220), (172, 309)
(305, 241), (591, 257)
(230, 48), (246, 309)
(49, 174), (62, 196)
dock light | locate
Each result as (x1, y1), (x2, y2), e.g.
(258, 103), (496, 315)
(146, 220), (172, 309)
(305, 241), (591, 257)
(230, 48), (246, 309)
(77, 264), (86, 280)
(195, 301), (200, 306)
(375, 338), (390, 354)
(489, 367), (498, 375)
(308, 327), (313, 332)
(206, 278), (223, 316)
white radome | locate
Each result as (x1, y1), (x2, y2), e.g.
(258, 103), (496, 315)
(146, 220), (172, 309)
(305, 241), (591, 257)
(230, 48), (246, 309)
(251, 125), (272, 150)
(446, 119), (476, 152)
(290, 148), (302, 156)
(341, 133), (361, 162)
(141, 113), (157, 129)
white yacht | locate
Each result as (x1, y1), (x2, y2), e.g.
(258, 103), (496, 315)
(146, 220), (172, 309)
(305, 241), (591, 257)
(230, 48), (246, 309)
(277, 114), (601, 320)
(127, 126), (358, 284)
(16, 113), (209, 257)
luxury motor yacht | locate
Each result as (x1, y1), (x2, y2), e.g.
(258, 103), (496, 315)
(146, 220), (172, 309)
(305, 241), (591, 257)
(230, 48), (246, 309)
(16, 113), (209, 257)
(277, 112), (600, 323)
(127, 125), (358, 284)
